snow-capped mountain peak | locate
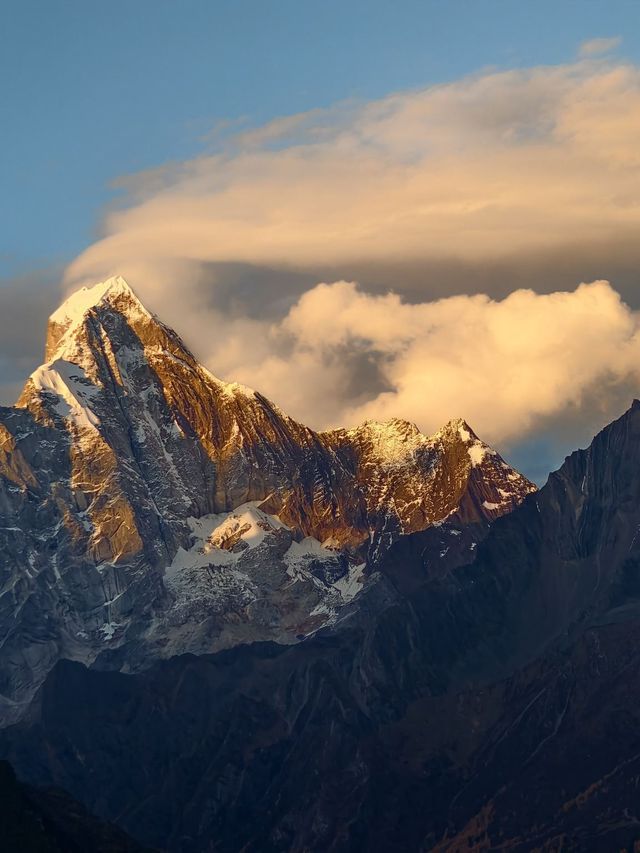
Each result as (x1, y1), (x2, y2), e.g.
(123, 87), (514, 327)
(0, 276), (535, 723)
(49, 275), (140, 325)
(432, 417), (496, 466)
(46, 275), (151, 361)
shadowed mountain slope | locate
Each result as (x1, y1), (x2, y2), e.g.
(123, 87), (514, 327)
(3, 404), (640, 850)
(0, 276), (533, 725)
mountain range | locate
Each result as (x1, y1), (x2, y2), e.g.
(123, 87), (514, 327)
(2, 276), (640, 851)
(0, 276), (533, 725)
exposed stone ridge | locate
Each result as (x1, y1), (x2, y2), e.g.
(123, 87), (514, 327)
(18, 276), (535, 548)
(6, 346), (640, 852)
(0, 276), (535, 724)
(46, 276), (146, 360)
(6, 389), (640, 851)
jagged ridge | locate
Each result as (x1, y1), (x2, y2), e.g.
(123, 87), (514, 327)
(0, 276), (534, 723)
(4, 401), (640, 852)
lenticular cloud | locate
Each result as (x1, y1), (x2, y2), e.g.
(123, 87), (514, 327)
(61, 56), (640, 461)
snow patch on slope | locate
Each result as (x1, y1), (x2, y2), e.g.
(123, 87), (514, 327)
(482, 500), (500, 510)
(50, 280), (115, 327)
(163, 502), (367, 639)
(441, 417), (496, 467)
(173, 503), (288, 568)
(50, 275), (149, 328)
(332, 562), (366, 602)
(199, 366), (257, 401)
(30, 360), (101, 430)
(468, 443), (490, 466)
(48, 276), (152, 363)
(344, 418), (428, 469)
(285, 536), (336, 566)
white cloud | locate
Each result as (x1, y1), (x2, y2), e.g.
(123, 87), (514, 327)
(217, 279), (640, 449)
(57, 56), (640, 470)
(65, 57), (640, 288)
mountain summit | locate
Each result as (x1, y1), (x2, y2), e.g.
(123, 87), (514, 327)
(6, 279), (640, 852)
(0, 276), (534, 723)
(6, 398), (640, 852)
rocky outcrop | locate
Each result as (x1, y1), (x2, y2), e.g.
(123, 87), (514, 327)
(3, 402), (640, 851)
(0, 276), (533, 724)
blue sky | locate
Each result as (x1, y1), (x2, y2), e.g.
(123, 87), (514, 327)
(1, 0), (636, 276)
(3, 1), (640, 481)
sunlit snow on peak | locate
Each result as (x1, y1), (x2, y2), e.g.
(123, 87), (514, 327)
(50, 276), (143, 327)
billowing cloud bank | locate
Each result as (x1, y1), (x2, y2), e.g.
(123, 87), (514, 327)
(240, 279), (640, 445)
(57, 53), (640, 476)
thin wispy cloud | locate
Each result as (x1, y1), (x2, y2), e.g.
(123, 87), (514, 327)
(579, 36), (622, 57)
(67, 57), (640, 285)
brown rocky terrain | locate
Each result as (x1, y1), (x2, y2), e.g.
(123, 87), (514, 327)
(0, 276), (533, 724)
(2, 402), (640, 851)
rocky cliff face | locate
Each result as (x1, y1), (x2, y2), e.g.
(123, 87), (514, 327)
(4, 402), (640, 851)
(0, 276), (533, 724)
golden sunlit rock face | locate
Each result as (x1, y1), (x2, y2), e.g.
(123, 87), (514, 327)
(0, 276), (534, 723)
(6, 10), (640, 850)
